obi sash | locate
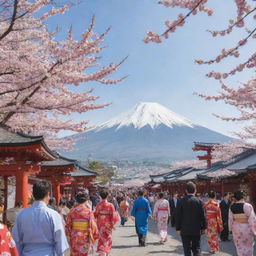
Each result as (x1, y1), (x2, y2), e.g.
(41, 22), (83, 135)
(206, 210), (217, 218)
(72, 220), (89, 231)
(158, 207), (168, 211)
(233, 213), (248, 223)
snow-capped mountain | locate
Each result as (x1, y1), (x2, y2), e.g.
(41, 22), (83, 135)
(97, 102), (194, 130)
(63, 102), (232, 162)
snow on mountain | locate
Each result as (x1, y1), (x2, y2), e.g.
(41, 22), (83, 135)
(97, 102), (194, 130)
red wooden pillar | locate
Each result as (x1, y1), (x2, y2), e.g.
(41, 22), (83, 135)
(52, 182), (61, 205)
(3, 176), (8, 224)
(16, 171), (29, 208)
(221, 181), (224, 197)
(71, 182), (76, 198)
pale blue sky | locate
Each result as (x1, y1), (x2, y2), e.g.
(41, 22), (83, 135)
(47, 0), (256, 137)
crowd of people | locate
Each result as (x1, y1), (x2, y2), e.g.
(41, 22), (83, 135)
(0, 180), (256, 256)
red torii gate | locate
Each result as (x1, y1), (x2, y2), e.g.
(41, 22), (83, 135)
(0, 127), (57, 222)
(193, 142), (217, 168)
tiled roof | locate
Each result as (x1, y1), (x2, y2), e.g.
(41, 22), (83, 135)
(198, 149), (256, 180)
(193, 142), (219, 147)
(70, 165), (97, 177)
(0, 127), (43, 146)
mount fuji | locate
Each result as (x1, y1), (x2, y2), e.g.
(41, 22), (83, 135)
(64, 102), (232, 162)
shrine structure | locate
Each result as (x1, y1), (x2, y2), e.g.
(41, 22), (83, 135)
(39, 158), (96, 204)
(0, 127), (57, 217)
(65, 165), (97, 198)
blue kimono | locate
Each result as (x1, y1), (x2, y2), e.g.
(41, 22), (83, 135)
(131, 197), (152, 234)
(12, 201), (69, 256)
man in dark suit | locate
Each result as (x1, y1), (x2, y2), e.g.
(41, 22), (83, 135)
(169, 192), (179, 227)
(176, 182), (207, 256)
(220, 193), (230, 241)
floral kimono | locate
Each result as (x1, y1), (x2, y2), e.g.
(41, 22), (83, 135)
(229, 202), (256, 256)
(153, 199), (170, 241)
(0, 223), (18, 256)
(66, 204), (98, 256)
(94, 200), (119, 254)
(204, 200), (223, 252)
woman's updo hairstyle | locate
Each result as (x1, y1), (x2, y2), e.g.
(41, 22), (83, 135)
(233, 190), (244, 201)
(208, 190), (216, 199)
(75, 189), (89, 204)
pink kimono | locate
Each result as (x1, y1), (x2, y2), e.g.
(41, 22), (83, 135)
(94, 200), (119, 254)
(229, 202), (256, 256)
(153, 199), (170, 241)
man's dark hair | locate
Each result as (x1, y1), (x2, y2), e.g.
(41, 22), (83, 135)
(138, 190), (144, 197)
(208, 191), (216, 199)
(59, 199), (67, 206)
(185, 182), (196, 194)
(99, 189), (109, 199)
(33, 180), (51, 200)
(233, 190), (244, 201)
(15, 201), (23, 208)
(48, 198), (56, 205)
(158, 192), (164, 199)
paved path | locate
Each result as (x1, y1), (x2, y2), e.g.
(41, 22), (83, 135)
(111, 219), (237, 256)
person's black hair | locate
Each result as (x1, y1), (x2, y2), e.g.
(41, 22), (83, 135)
(15, 201), (23, 208)
(33, 180), (51, 200)
(75, 190), (89, 204)
(208, 191), (216, 199)
(138, 190), (144, 197)
(59, 199), (66, 206)
(158, 192), (164, 199)
(48, 198), (56, 205)
(99, 189), (109, 200)
(185, 182), (196, 194)
(233, 190), (244, 201)
(223, 192), (229, 198)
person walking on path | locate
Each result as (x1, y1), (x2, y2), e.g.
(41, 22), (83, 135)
(204, 191), (223, 254)
(0, 223), (19, 256)
(6, 201), (23, 230)
(66, 189), (98, 256)
(120, 196), (130, 226)
(12, 180), (69, 256)
(176, 182), (207, 256)
(229, 190), (256, 256)
(220, 193), (231, 242)
(153, 192), (170, 244)
(94, 190), (119, 256)
(131, 190), (152, 247)
(169, 192), (179, 227)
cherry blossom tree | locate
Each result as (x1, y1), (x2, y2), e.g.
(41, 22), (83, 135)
(0, 0), (125, 148)
(145, 0), (256, 143)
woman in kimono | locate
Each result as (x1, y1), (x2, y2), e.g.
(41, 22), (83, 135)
(120, 196), (130, 226)
(94, 190), (119, 256)
(204, 191), (223, 254)
(66, 190), (98, 256)
(0, 223), (19, 256)
(229, 190), (256, 256)
(153, 192), (170, 243)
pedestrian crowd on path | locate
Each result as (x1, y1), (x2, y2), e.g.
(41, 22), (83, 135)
(0, 180), (256, 256)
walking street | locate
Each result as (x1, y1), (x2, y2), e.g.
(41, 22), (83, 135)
(112, 219), (237, 256)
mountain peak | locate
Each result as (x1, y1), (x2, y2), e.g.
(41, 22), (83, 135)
(97, 102), (194, 130)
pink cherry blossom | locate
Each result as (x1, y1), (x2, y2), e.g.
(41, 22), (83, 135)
(0, 0), (125, 149)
